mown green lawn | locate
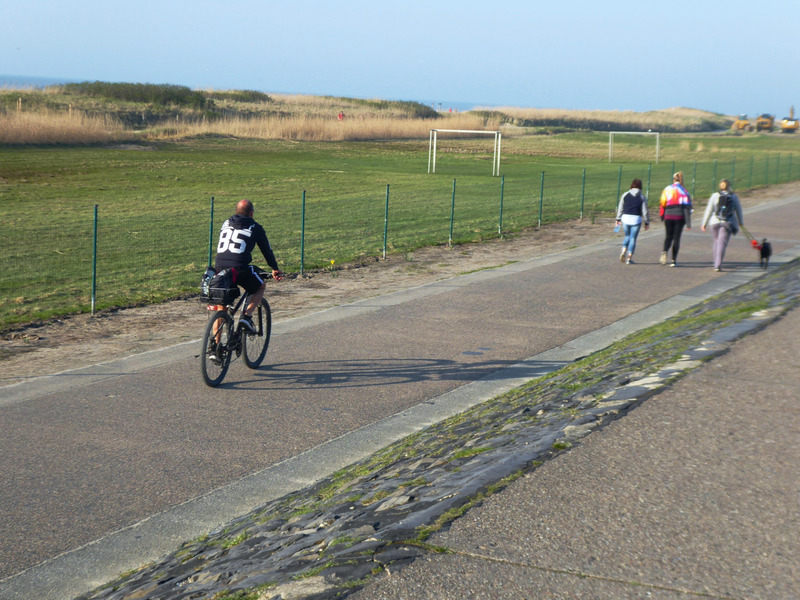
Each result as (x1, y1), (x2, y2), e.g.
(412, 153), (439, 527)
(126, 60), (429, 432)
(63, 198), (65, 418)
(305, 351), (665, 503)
(1, 132), (797, 328)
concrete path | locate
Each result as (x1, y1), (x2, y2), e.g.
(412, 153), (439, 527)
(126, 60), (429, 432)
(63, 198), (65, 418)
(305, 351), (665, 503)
(351, 303), (800, 600)
(1, 195), (798, 599)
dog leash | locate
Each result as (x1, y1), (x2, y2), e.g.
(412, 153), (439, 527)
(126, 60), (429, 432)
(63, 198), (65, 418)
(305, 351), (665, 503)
(739, 224), (762, 251)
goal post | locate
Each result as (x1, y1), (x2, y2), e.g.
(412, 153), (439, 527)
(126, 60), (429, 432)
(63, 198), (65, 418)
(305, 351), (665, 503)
(428, 129), (502, 176)
(609, 131), (660, 164)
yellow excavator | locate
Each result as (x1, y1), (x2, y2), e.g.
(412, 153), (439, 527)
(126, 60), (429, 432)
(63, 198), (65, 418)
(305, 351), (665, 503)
(756, 114), (775, 131)
(731, 114), (752, 131)
(780, 107), (798, 133)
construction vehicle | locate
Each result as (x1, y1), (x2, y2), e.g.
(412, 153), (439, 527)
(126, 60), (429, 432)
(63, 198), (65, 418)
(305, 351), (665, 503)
(780, 106), (798, 133)
(732, 114), (752, 131)
(755, 114), (775, 132)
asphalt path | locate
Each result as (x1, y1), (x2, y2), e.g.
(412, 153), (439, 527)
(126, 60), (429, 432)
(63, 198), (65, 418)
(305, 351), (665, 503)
(1, 195), (797, 599)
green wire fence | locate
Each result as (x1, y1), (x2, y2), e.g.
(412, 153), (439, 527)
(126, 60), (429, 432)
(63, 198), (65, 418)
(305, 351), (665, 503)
(2, 153), (796, 328)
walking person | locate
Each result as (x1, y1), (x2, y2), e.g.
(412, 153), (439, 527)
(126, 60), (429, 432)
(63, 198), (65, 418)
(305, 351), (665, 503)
(701, 179), (744, 272)
(615, 178), (650, 264)
(659, 171), (692, 267)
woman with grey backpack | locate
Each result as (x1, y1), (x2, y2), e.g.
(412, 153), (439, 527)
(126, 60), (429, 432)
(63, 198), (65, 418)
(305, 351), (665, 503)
(701, 179), (744, 272)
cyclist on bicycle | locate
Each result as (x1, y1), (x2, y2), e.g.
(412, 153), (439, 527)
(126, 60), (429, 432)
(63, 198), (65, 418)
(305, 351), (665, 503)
(214, 199), (283, 332)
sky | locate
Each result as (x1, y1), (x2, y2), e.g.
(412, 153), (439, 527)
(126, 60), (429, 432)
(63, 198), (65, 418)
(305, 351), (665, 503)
(2, 0), (798, 117)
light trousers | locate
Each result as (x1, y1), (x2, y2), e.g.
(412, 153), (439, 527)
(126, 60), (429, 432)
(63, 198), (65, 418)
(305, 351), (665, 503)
(622, 223), (642, 255)
(710, 222), (732, 269)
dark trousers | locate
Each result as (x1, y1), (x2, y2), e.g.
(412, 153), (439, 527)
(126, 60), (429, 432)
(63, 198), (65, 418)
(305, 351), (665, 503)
(663, 219), (685, 260)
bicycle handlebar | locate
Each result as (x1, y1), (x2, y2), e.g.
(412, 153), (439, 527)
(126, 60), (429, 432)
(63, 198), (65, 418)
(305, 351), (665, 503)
(252, 265), (284, 281)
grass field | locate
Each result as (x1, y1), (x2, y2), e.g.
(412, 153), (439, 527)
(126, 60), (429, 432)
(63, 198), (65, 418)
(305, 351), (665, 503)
(2, 95), (799, 329)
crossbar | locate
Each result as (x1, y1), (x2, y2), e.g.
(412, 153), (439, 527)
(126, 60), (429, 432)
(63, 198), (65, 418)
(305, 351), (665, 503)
(428, 129), (502, 176)
(609, 131), (660, 164)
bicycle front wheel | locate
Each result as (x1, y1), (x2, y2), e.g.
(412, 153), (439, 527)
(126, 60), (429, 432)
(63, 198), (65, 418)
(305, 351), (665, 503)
(243, 298), (272, 369)
(201, 311), (233, 387)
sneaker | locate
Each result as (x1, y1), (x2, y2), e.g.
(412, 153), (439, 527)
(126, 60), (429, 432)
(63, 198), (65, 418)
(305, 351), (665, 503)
(669, 260), (677, 267)
(714, 267), (721, 272)
(620, 249), (626, 263)
(660, 251), (668, 265)
(626, 254), (634, 264)
(207, 348), (222, 364)
(239, 314), (256, 334)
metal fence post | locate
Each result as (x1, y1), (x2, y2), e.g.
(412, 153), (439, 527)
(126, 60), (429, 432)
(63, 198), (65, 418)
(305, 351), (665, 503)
(615, 165), (622, 209)
(91, 204), (98, 315)
(449, 179), (456, 247)
(383, 184), (390, 259)
(580, 168), (586, 220)
(207, 196), (215, 268)
(776, 153), (781, 183)
(749, 155), (754, 188)
(731, 156), (736, 187)
(712, 159), (717, 192)
(647, 163), (652, 199)
(538, 171), (544, 228)
(300, 190), (306, 276)
(498, 174), (505, 234)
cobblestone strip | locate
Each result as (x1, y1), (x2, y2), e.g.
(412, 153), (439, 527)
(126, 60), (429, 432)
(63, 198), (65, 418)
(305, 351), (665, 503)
(78, 262), (800, 600)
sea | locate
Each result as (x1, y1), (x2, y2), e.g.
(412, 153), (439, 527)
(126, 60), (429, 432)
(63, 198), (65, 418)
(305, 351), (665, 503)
(422, 100), (497, 113)
(0, 74), (80, 88)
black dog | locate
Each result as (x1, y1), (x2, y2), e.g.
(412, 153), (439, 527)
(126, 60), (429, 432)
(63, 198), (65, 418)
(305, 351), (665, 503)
(760, 239), (772, 269)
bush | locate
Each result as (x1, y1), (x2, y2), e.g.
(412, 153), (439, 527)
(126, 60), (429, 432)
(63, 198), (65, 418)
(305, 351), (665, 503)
(393, 100), (439, 119)
(208, 90), (273, 103)
(0, 91), (48, 112)
(61, 81), (209, 110)
(319, 96), (439, 120)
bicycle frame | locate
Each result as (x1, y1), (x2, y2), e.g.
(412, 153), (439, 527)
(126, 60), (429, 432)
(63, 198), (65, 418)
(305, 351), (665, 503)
(207, 289), (248, 316)
(201, 273), (274, 387)
(207, 290), (250, 353)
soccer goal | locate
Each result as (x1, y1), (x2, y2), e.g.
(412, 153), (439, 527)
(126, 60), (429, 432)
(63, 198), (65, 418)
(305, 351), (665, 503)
(608, 131), (660, 164)
(428, 129), (502, 176)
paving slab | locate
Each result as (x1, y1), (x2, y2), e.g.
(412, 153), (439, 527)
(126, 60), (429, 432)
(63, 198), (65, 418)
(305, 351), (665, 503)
(352, 305), (800, 599)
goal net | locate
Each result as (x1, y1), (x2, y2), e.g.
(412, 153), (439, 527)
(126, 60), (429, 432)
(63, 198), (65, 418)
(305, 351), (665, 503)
(608, 131), (660, 164)
(428, 129), (502, 176)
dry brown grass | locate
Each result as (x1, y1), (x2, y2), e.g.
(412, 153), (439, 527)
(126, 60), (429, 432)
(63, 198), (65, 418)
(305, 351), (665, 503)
(158, 90), (499, 141)
(146, 112), (496, 142)
(0, 110), (131, 145)
(0, 83), (731, 144)
(482, 106), (729, 132)
(2, 86), (503, 143)
(271, 93), (428, 118)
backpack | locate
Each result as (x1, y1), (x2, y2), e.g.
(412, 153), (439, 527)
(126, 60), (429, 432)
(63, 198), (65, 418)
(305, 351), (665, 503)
(203, 268), (240, 305)
(715, 191), (735, 221)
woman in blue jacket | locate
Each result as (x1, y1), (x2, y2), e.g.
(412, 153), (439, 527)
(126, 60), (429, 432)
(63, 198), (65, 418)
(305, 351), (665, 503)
(615, 179), (650, 264)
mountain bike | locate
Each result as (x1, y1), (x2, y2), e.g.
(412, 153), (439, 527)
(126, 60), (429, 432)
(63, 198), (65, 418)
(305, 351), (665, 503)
(200, 275), (273, 387)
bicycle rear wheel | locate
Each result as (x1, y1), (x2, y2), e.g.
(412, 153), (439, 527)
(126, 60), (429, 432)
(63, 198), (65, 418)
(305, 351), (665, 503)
(243, 298), (272, 368)
(201, 311), (233, 387)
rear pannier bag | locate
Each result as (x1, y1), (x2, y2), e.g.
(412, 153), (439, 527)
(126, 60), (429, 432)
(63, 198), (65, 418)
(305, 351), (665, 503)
(206, 268), (240, 305)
